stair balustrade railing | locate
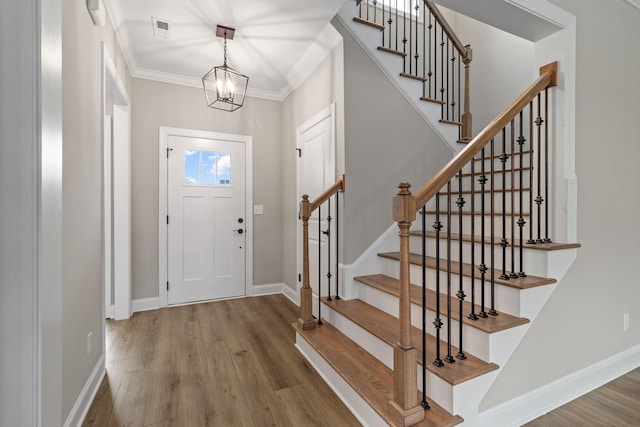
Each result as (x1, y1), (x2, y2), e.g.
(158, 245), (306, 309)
(298, 175), (345, 330)
(392, 62), (557, 420)
(355, 0), (473, 142)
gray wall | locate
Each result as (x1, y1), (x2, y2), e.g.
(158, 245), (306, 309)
(481, 0), (640, 409)
(130, 79), (284, 299)
(61, 0), (130, 420)
(440, 8), (536, 135)
(334, 18), (454, 263)
(281, 38), (345, 292)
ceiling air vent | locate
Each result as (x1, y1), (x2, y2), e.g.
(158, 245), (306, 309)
(151, 17), (173, 40)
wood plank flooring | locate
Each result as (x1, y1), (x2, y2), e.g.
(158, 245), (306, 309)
(525, 367), (640, 426)
(82, 294), (361, 427)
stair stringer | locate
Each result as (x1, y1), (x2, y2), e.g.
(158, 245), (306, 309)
(335, 3), (460, 152)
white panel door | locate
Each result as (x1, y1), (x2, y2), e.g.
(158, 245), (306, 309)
(297, 105), (336, 301)
(167, 135), (245, 304)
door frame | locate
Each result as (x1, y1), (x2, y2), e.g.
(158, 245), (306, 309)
(295, 103), (336, 304)
(159, 126), (253, 307)
(101, 43), (131, 324)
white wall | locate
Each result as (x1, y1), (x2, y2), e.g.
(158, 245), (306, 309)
(281, 37), (345, 292)
(481, 0), (640, 409)
(130, 79), (284, 299)
(61, 0), (130, 420)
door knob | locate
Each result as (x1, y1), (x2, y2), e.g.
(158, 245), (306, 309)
(233, 229), (244, 234)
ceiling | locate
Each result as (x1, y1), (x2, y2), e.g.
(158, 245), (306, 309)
(103, 0), (347, 101)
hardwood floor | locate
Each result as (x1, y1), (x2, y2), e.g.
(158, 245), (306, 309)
(525, 367), (640, 426)
(82, 294), (361, 427)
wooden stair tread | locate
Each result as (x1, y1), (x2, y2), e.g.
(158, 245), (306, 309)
(322, 298), (498, 385)
(294, 322), (463, 427)
(378, 252), (556, 289)
(352, 17), (386, 31)
(410, 230), (582, 251)
(420, 96), (446, 105)
(440, 119), (463, 126)
(424, 210), (530, 216)
(400, 72), (428, 82)
(354, 274), (529, 333)
(377, 46), (407, 57)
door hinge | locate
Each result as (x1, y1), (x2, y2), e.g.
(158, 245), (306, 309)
(166, 281), (169, 291)
(166, 215), (169, 225)
(298, 273), (301, 282)
(296, 148), (301, 158)
(166, 147), (173, 158)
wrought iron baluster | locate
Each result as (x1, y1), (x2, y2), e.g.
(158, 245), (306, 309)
(414, 0), (420, 76)
(373, 0), (377, 23)
(510, 120), (518, 278)
(528, 101), (535, 244)
(499, 129), (510, 281)
(445, 181), (455, 363)
(422, 3), (427, 86)
(317, 205), (323, 325)
(325, 199), (332, 301)
(440, 27), (445, 117)
(535, 93), (543, 243)
(336, 192), (341, 298)
(489, 139), (498, 316)
(478, 147), (488, 318)
(402, 0), (407, 72)
(421, 206), (430, 409)
(544, 87), (552, 242)
(433, 195), (444, 367)
(456, 172), (466, 360)
(458, 52), (461, 125)
(469, 156), (478, 321)
(517, 111), (527, 277)
(446, 39), (450, 121)
(381, 0), (385, 46)
(395, 0), (398, 51)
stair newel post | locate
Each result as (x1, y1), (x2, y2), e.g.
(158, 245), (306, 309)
(298, 195), (316, 330)
(391, 182), (425, 426)
(461, 45), (473, 142)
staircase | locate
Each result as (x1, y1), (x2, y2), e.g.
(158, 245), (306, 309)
(294, 1), (579, 426)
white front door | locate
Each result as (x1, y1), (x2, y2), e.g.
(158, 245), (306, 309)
(167, 134), (246, 304)
(297, 105), (336, 301)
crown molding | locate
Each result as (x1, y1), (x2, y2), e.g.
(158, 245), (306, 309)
(101, 0), (341, 102)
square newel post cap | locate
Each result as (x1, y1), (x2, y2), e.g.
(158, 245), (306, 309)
(393, 182), (417, 223)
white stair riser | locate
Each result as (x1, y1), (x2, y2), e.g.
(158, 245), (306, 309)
(357, 283), (492, 361)
(321, 302), (458, 413)
(408, 235), (550, 277)
(422, 214), (542, 240)
(379, 257), (526, 316)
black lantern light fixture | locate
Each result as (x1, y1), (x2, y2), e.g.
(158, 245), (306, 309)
(202, 25), (249, 112)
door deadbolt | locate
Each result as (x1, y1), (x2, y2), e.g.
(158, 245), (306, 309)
(238, 218), (244, 223)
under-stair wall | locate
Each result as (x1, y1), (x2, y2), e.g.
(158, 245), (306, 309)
(331, 17), (453, 264)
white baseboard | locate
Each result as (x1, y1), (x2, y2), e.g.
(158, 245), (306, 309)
(132, 296), (160, 313)
(479, 344), (640, 427)
(63, 354), (105, 427)
(252, 282), (285, 296)
(282, 283), (299, 305)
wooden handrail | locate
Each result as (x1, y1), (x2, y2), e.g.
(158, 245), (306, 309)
(414, 62), (557, 209)
(298, 175), (346, 331)
(425, 1), (468, 60)
(309, 175), (346, 213)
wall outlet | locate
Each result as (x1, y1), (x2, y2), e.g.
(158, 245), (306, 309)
(254, 205), (264, 215)
(87, 331), (93, 356)
(623, 313), (630, 331)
